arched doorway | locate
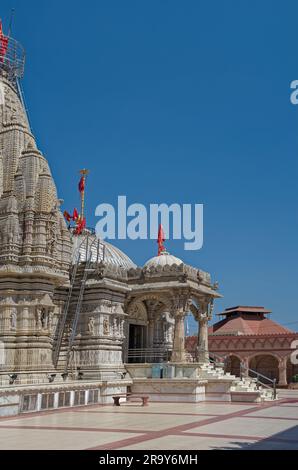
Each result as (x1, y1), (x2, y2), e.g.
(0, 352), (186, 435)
(125, 295), (174, 363)
(249, 354), (279, 381)
(125, 302), (148, 363)
(225, 355), (241, 377)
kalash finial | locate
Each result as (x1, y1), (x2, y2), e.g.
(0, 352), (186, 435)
(63, 169), (89, 235)
(157, 224), (166, 256)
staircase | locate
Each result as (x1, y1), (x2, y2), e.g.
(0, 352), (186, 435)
(199, 361), (277, 402)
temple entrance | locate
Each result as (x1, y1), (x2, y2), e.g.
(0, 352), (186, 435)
(127, 323), (146, 363)
(129, 324), (145, 350)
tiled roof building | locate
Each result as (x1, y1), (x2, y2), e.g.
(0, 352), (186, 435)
(186, 306), (298, 386)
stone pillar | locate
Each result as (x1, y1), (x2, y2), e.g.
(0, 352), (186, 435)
(278, 357), (288, 386)
(171, 311), (186, 362)
(197, 315), (209, 363)
(196, 299), (213, 364)
(241, 357), (249, 377)
(147, 319), (154, 348)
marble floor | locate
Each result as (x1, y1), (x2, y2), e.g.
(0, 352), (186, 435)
(0, 390), (297, 450)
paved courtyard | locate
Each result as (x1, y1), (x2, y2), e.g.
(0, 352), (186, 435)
(0, 390), (297, 450)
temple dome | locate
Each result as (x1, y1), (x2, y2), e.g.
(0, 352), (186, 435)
(71, 232), (136, 270)
(144, 251), (183, 268)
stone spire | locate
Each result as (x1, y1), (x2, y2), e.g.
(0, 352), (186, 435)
(0, 34), (71, 278)
(0, 28), (71, 384)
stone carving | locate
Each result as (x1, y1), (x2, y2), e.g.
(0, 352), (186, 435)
(36, 307), (42, 330)
(40, 309), (47, 329)
(87, 317), (95, 336)
(162, 311), (175, 343)
(10, 308), (17, 330)
(47, 210), (58, 256)
(48, 310), (54, 332)
(103, 318), (109, 335)
(112, 317), (118, 336)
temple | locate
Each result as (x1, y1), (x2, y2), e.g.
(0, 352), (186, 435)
(0, 27), (277, 417)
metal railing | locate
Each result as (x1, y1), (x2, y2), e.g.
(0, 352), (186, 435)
(240, 363), (277, 399)
(53, 252), (81, 367)
(185, 349), (277, 398)
(0, 35), (25, 80)
(64, 237), (98, 373)
(126, 348), (171, 364)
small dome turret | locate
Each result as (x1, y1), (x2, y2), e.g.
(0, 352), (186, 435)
(144, 251), (183, 268)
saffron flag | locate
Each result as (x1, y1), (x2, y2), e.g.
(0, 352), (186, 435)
(157, 224), (166, 255)
(0, 21), (9, 62)
(73, 208), (79, 221)
(78, 176), (85, 193)
(74, 216), (86, 235)
(63, 210), (72, 222)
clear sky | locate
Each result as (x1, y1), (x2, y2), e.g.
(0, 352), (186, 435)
(1, 0), (298, 329)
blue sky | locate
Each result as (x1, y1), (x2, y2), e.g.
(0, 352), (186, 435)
(1, 1), (298, 329)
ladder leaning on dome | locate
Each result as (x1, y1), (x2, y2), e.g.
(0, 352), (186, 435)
(63, 236), (98, 374)
(53, 232), (101, 372)
(52, 238), (83, 368)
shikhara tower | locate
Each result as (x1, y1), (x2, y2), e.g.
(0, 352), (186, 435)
(0, 24), (71, 382)
(0, 25), (275, 416)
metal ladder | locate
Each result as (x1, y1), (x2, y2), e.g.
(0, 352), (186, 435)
(63, 237), (97, 374)
(53, 249), (82, 367)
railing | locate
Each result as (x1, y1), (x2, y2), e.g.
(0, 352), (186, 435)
(126, 348), (171, 364)
(240, 363), (277, 399)
(185, 349), (277, 398)
(64, 237), (98, 373)
(209, 351), (225, 368)
(0, 36), (25, 81)
(53, 252), (81, 367)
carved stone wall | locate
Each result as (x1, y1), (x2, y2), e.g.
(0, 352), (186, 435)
(0, 75), (71, 383)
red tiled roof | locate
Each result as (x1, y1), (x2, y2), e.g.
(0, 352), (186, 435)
(217, 306), (271, 316)
(209, 313), (293, 336)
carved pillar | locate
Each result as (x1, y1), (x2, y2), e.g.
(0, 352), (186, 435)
(171, 294), (190, 363)
(196, 299), (213, 364)
(172, 310), (186, 362)
(22, 198), (34, 256)
(197, 315), (209, 363)
(278, 356), (288, 386)
(147, 319), (154, 348)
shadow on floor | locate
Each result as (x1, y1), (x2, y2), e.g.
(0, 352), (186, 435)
(212, 425), (298, 450)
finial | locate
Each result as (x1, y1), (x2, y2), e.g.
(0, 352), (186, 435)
(63, 170), (89, 235)
(78, 168), (89, 221)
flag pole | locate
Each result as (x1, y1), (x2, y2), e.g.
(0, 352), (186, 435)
(79, 168), (89, 220)
(8, 9), (15, 37)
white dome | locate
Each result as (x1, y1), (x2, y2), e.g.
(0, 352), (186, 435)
(71, 232), (136, 270)
(144, 251), (183, 268)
